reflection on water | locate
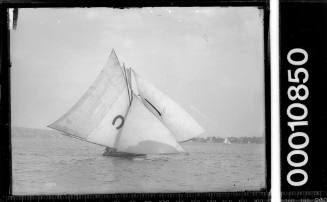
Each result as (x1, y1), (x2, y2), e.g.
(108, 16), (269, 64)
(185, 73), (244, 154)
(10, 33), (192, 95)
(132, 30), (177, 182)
(12, 129), (266, 194)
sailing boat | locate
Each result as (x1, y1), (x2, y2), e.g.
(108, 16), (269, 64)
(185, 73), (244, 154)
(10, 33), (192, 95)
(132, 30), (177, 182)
(48, 49), (204, 157)
(223, 138), (231, 144)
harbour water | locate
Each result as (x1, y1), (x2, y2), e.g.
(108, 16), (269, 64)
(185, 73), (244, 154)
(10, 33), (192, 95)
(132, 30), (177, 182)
(12, 128), (266, 195)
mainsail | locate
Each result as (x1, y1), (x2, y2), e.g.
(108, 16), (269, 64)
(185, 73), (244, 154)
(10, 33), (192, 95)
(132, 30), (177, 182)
(48, 49), (205, 155)
(132, 70), (205, 142)
(48, 50), (130, 148)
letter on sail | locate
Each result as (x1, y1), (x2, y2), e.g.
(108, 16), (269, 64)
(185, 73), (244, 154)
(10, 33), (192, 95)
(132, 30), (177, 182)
(115, 94), (185, 154)
(132, 70), (205, 142)
(48, 50), (130, 148)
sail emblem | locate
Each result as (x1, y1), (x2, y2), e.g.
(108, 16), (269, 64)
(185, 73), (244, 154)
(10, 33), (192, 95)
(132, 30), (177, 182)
(112, 115), (125, 129)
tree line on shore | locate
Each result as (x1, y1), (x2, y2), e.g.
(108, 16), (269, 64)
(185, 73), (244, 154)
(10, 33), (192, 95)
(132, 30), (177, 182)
(191, 136), (264, 144)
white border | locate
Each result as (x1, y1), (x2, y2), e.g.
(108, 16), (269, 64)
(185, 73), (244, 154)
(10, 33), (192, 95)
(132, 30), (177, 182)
(271, 0), (281, 201)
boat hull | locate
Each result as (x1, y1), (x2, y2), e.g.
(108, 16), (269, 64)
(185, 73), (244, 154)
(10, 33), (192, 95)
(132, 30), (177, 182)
(102, 148), (146, 158)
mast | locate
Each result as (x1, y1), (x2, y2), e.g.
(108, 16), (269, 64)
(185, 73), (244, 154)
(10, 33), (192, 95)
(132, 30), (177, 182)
(121, 63), (132, 104)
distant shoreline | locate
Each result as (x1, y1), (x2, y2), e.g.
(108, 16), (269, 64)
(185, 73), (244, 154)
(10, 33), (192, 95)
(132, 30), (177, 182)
(191, 136), (264, 144)
(11, 126), (264, 144)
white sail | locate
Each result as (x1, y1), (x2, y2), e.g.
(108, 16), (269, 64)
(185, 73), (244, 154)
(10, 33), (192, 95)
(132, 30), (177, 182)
(132, 70), (205, 142)
(115, 94), (185, 154)
(224, 138), (231, 144)
(48, 49), (130, 148)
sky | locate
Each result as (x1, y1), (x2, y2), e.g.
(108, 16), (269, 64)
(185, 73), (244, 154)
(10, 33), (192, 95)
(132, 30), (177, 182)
(10, 7), (265, 137)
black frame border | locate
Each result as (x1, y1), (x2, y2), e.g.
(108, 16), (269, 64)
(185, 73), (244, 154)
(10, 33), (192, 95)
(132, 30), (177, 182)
(279, 0), (327, 198)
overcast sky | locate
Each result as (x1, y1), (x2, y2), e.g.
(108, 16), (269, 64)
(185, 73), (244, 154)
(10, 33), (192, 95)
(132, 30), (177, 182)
(10, 7), (265, 137)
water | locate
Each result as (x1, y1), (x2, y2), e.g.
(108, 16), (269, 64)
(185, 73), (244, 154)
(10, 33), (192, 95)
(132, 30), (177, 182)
(12, 128), (266, 195)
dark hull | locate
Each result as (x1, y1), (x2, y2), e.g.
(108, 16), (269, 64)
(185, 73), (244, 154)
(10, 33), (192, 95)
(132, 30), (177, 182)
(102, 149), (146, 158)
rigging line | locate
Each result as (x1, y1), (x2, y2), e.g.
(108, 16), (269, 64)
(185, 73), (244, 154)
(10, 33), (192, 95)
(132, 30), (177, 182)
(124, 66), (133, 105)
(124, 65), (132, 103)
(127, 67), (133, 104)
(112, 95), (133, 149)
(126, 66), (133, 104)
(120, 64), (131, 103)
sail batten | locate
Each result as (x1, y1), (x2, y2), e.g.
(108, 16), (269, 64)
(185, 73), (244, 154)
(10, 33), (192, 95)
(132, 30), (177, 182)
(144, 98), (161, 116)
